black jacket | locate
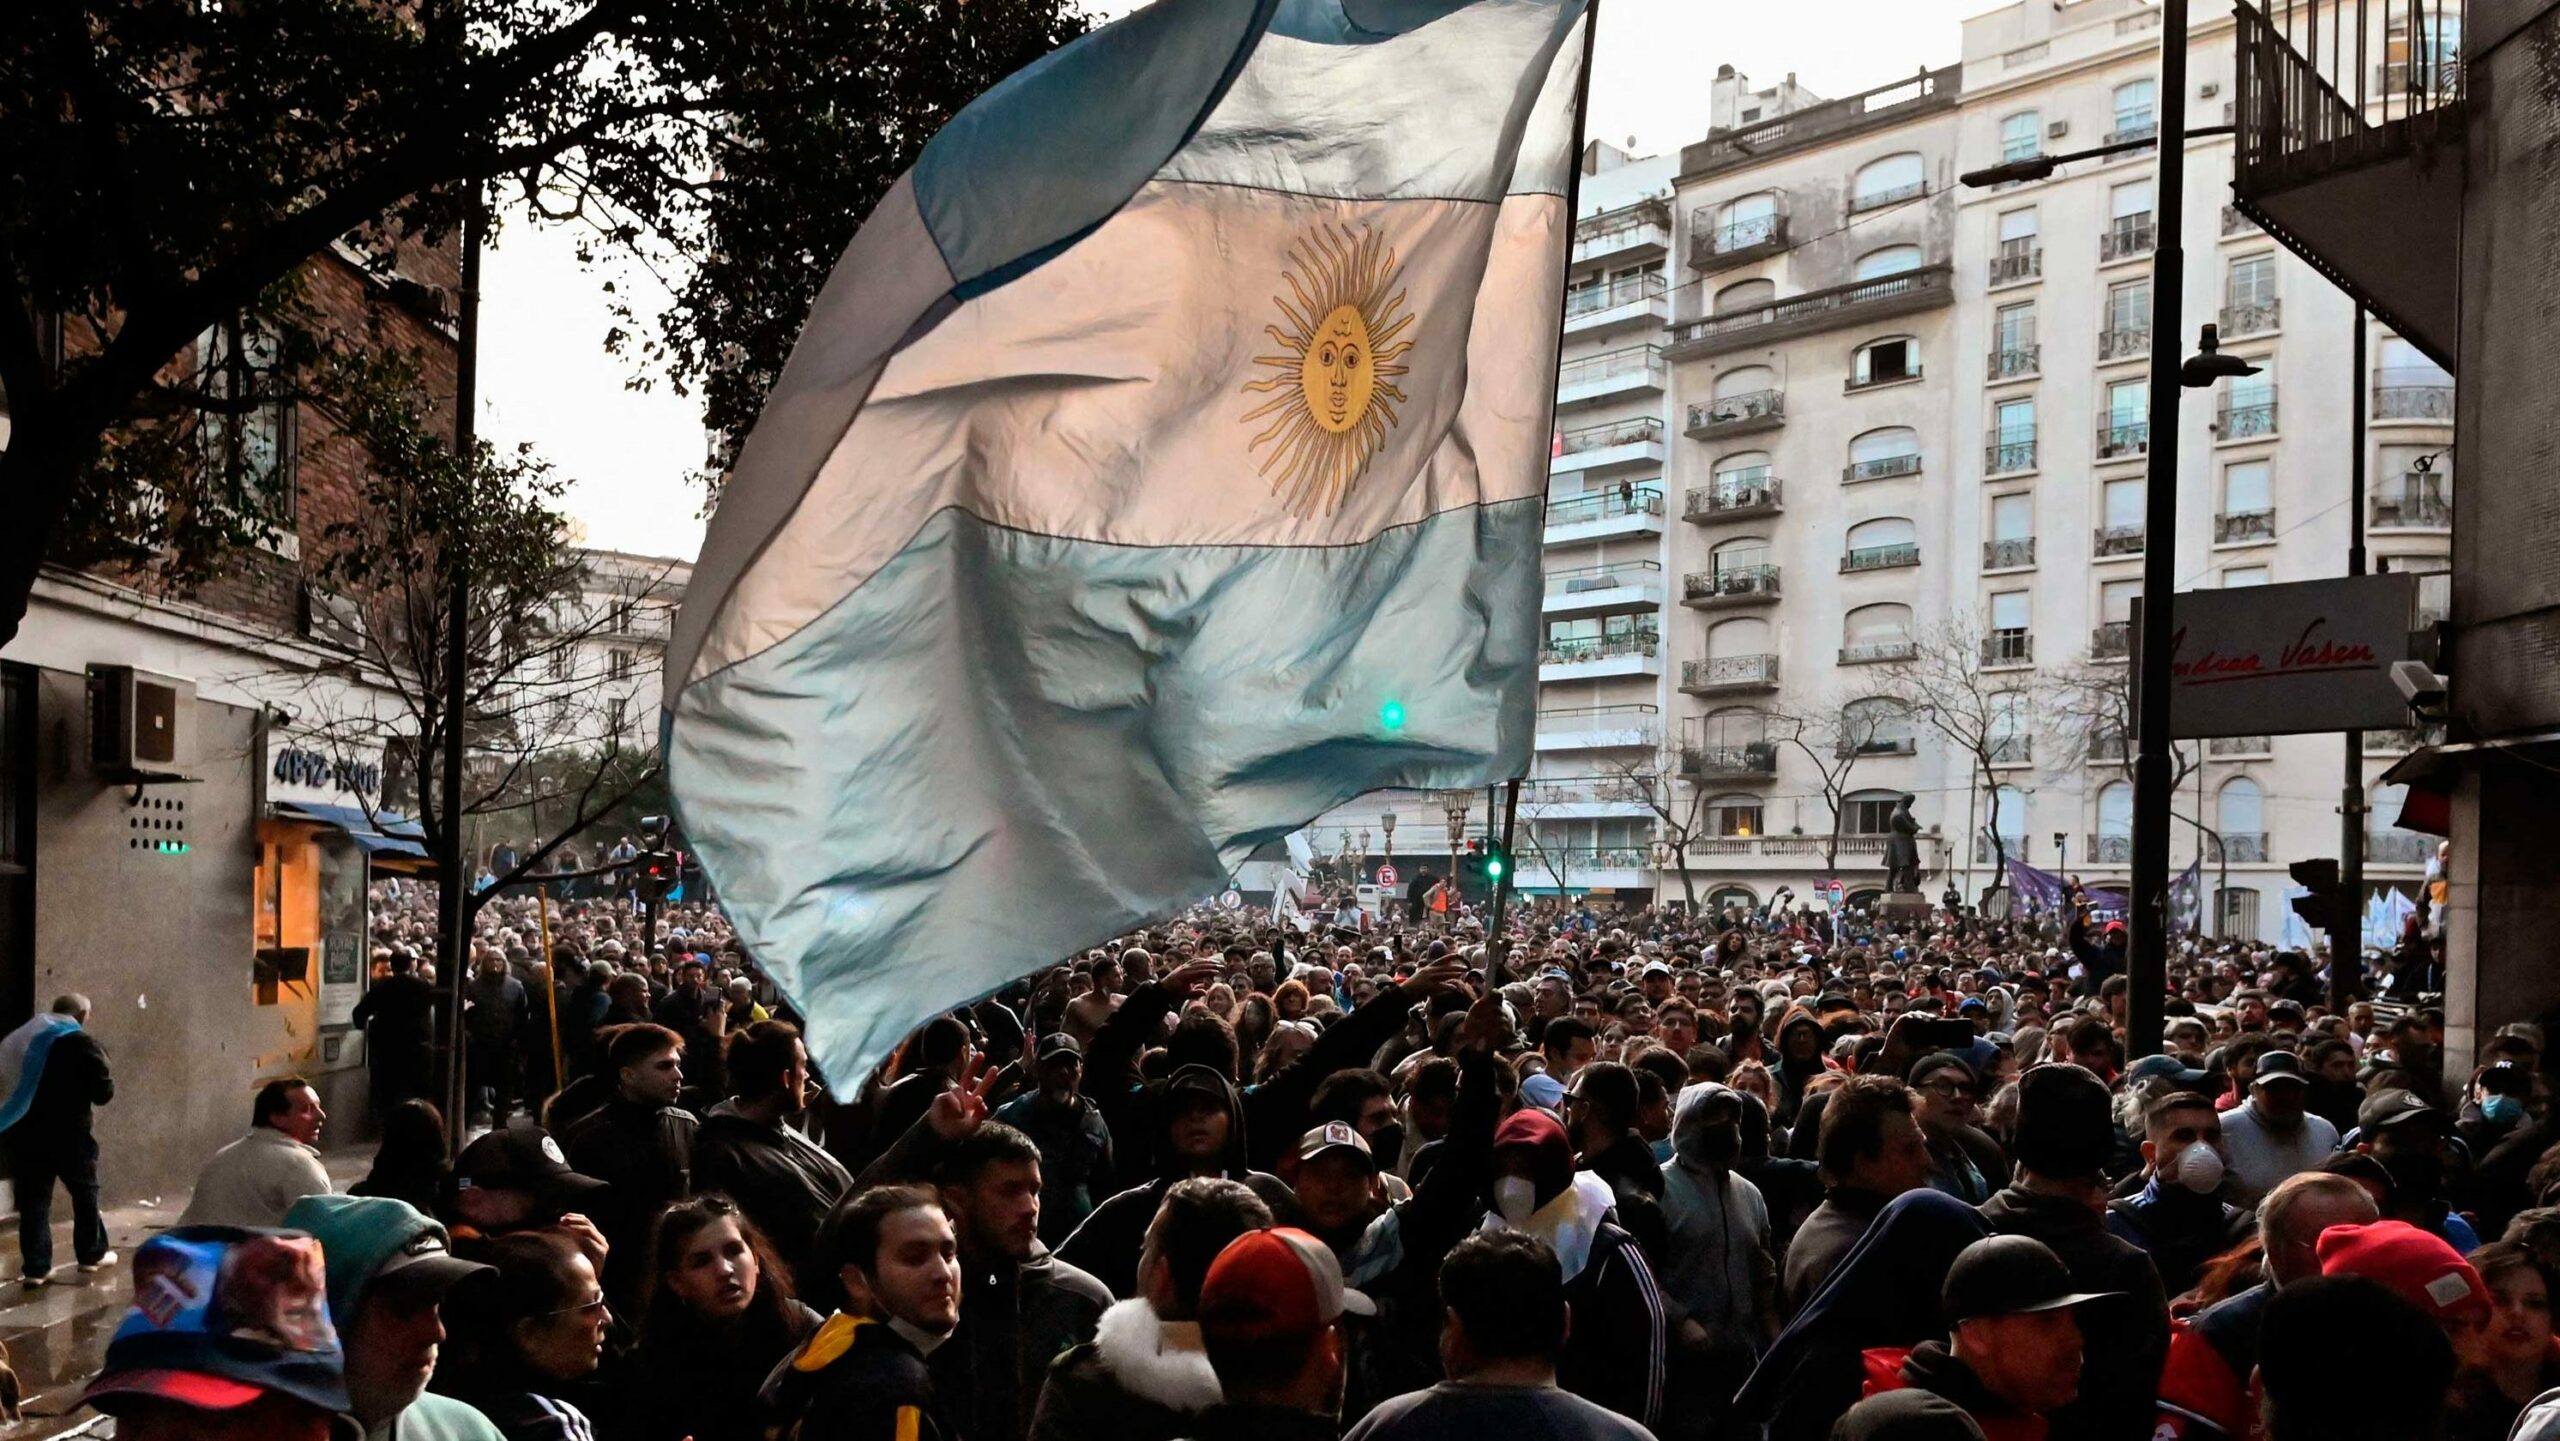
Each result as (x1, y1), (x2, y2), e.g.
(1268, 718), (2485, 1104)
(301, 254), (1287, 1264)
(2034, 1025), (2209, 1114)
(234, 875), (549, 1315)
(1558, 1216), (1666, 1431)
(2104, 1180), (2253, 1300)
(1056, 1065), (1300, 1299)
(1582, 1132), (1668, 1268)
(1979, 1185), (2169, 1441)
(5, 1027), (111, 1153)
(1031, 1299), (1223, 1441)
(1838, 1341), (2040, 1439)
(1173, 1405), (1337, 1441)
(621, 1298), (823, 1441)
(1782, 1187), (1890, 1319)
(693, 1101), (856, 1307)
(564, 1094), (700, 1308)
(761, 1313), (955, 1441)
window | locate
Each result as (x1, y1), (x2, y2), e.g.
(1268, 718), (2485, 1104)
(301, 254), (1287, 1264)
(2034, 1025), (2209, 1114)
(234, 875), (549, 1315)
(2227, 363), (2274, 415)
(1852, 152), (1927, 210)
(1993, 786), (2027, 838)
(1711, 536), (1771, 577)
(2225, 461), (2272, 515)
(1846, 516), (1918, 569)
(547, 647), (568, 681)
(2107, 378), (2148, 427)
(2112, 78), (2157, 138)
(2379, 336), (2453, 387)
(2101, 578), (2144, 622)
(2102, 478), (2144, 529)
(1845, 697), (1915, 754)
(2098, 782), (2135, 838)
(1853, 337), (1919, 386)
(1991, 491), (2033, 542)
(1716, 277), (1776, 313)
(1709, 795), (1764, 838)
(1991, 693), (2029, 761)
(1991, 590), (2030, 632)
(1844, 602), (1914, 655)
(1843, 789), (1905, 836)
(1721, 190), (1779, 228)
(1708, 616), (1771, 657)
(1713, 450), (1772, 484)
(2111, 180), (2154, 220)
(2228, 254), (2277, 309)
(195, 320), (298, 521)
(2218, 886), (2261, 941)
(2000, 111), (2041, 163)
(1998, 207), (2039, 245)
(1996, 396), (2035, 435)
(606, 696), (629, 732)
(2219, 778), (2265, 843)
(1995, 302), (2035, 353)
(2224, 565), (2270, 587)
(1853, 245), (1924, 281)
(2106, 279), (2151, 335)
(1848, 427), (1922, 480)
(1713, 365), (1776, 401)
(608, 648), (635, 682)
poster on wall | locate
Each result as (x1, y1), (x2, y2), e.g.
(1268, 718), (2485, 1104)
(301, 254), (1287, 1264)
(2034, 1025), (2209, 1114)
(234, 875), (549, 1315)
(319, 934), (363, 1029)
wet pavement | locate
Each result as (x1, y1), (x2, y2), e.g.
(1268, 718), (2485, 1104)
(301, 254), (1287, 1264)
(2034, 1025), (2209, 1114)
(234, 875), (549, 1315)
(0, 1149), (374, 1440)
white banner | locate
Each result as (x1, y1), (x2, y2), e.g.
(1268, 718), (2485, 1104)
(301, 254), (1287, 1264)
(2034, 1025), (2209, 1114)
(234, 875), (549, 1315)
(2139, 575), (2420, 738)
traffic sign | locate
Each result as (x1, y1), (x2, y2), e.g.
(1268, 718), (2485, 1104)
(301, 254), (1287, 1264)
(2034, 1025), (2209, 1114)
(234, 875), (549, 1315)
(1376, 863), (1399, 887)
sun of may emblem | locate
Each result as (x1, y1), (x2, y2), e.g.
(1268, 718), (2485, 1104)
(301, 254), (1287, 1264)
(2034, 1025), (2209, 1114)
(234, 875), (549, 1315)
(1242, 222), (1417, 516)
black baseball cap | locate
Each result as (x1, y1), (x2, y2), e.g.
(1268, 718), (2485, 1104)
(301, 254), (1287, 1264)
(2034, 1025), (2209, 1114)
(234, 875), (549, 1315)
(1942, 1234), (2116, 1322)
(2251, 1051), (2309, 1087)
(2358, 1088), (2446, 1134)
(453, 1121), (607, 1213)
(1036, 1033), (1083, 1062)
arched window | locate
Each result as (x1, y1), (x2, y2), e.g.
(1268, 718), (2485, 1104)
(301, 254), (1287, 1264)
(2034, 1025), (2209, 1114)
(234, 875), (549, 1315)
(1714, 365), (1776, 400)
(1852, 152), (1926, 211)
(2112, 78), (2157, 139)
(1990, 691), (2029, 763)
(1716, 278), (1776, 314)
(1847, 426), (1922, 481)
(1852, 338), (1921, 388)
(1707, 796), (1764, 839)
(1711, 535), (1771, 578)
(1713, 449), (1772, 485)
(1845, 516), (1919, 571)
(1993, 786), (2028, 850)
(1716, 192), (1781, 251)
(2097, 782), (2134, 861)
(1700, 705), (1769, 751)
(1844, 696), (1915, 754)
(2219, 778), (2265, 860)
(1707, 616), (1771, 657)
(1843, 787), (1905, 835)
(1854, 245), (1924, 282)
(1843, 602), (1914, 661)
(1705, 884), (1759, 912)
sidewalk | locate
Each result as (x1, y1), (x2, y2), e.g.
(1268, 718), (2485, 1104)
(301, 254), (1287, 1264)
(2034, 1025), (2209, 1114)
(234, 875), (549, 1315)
(0, 1148), (376, 1441)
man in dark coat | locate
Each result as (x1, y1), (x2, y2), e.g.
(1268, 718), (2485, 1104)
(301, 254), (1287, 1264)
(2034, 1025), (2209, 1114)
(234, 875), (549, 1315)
(696, 1020), (855, 1309)
(1058, 1064), (1298, 1298)
(761, 1186), (963, 1441)
(351, 951), (437, 1117)
(562, 1021), (699, 1313)
(463, 946), (529, 1125)
(1, 995), (114, 1284)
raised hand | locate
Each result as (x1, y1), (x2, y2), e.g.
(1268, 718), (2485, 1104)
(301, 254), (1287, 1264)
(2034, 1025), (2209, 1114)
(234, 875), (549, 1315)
(926, 1052), (997, 1139)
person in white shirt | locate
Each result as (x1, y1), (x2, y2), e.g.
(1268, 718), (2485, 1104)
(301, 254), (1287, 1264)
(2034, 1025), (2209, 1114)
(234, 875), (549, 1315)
(177, 1077), (334, 1228)
(2216, 1051), (2339, 1206)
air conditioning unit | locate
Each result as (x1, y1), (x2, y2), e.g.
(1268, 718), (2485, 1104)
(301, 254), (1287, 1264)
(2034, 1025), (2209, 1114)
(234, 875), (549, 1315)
(2199, 81), (2221, 98)
(87, 665), (193, 777)
(2048, 119), (2071, 138)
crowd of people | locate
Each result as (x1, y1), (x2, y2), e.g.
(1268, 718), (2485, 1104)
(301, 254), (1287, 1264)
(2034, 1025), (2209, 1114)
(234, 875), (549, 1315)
(27, 868), (2560, 1441)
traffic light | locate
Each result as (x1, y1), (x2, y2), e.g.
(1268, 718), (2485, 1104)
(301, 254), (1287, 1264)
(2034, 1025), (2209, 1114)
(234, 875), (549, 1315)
(637, 814), (678, 903)
(2289, 858), (2345, 931)
(1483, 839), (1508, 886)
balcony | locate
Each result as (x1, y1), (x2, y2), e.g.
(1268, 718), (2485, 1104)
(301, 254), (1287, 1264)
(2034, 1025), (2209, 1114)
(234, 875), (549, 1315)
(1682, 565), (1781, 608)
(1974, 834), (2030, 864)
(2218, 396), (2279, 441)
(2220, 204), (2260, 236)
(2218, 833), (2270, 864)
(1535, 703), (1660, 752)
(1543, 561), (1664, 617)
(2097, 419), (2149, 461)
(1845, 364), (1924, 394)
(1681, 738), (1782, 782)
(2098, 326), (2152, 362)
(1665, 263), (1955, 360)
(1981, 629), (2033, 668)
(1987, 345), (2040, 382)
(2371, 479), (2452, 530)
(1680, 65), (1961, 180)
(1842, 542), (1920, 573)
(2091, 620), (2132, 659)
(1985, 428), (2038, 474)
(2372, 368), (2455, 423)
(1689, 210), (1789, 273)
(2107, 118), (2159, 148)
(2085, 834), (2135, 864)
(1563, 272), (1671, 336)
(2215, 508), (2277, 544)
(1551, 415), (1669, 476)
(1844, 453), (1922, 483)
(2093, 524), (2146, 558)
(2101, 216), (2156, 264)
(1556, 345), (1666, 407)
(1984, 537), (2036, 570)
(2367, 831), (2436, 865)
(1685, 474), (1783, 524)
(1529, 846), (1657, 875)
(1681, 653), (1781, 696)
(1540, 632), (1663, 681)
(2220, 299), (2282, 337)
(1988, 248), (2043, 289)
(1515, 774), (1654, 817)
(1686, 390), (1786, 441)
(1990, 733), (2032, 767)
(1848, 179), (1931, 215)
(1839, 638), (1918, 665)
(1572, 199), (1672, 266)
(1544, 485), (1665, 546)
(2208, 734), (2272, 757)
(1840, 733), (1918, 758)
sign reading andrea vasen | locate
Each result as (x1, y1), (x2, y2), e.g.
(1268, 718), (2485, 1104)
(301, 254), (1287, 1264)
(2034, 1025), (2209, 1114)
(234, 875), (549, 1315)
(2134, 574), (2420, 739)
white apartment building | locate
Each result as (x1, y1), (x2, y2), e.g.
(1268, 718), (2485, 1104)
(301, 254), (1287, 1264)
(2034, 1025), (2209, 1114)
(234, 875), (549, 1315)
(565, 547), (692, 749)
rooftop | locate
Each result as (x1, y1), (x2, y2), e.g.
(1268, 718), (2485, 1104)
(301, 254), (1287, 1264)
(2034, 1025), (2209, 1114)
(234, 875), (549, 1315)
(1678, 64), (1963, 183)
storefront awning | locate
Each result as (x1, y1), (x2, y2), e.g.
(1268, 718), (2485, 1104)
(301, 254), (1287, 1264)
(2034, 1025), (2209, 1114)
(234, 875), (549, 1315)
(272, 800), (432, 860)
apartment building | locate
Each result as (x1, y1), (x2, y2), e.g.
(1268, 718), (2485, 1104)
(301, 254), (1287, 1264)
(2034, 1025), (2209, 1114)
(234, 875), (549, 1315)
(565, 548), (692, 749)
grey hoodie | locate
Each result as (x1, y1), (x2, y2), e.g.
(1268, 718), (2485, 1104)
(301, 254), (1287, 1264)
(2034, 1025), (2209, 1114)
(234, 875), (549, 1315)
(1658, 1083), (1774, 1355)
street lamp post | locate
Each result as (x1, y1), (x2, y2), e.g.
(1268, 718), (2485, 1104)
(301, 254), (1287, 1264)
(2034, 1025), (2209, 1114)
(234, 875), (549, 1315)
(1442, 792), (1469, 908)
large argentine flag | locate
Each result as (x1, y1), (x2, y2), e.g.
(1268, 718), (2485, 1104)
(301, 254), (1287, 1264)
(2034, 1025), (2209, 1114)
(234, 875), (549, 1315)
(666, 0), (1588, 1083)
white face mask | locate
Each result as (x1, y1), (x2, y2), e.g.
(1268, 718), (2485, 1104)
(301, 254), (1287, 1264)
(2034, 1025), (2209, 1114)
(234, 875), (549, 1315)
(2171, 1142), (2227, 1195)
(1494, 1176), (1540, 1226)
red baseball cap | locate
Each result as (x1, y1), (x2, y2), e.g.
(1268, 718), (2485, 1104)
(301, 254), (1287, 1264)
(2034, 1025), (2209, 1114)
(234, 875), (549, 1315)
(1197, 1227), (1374, 1345)
(2315, 1220), (2491, 1325)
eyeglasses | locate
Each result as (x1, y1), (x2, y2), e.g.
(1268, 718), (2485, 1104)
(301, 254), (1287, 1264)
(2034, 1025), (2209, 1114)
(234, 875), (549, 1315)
(543, 1294), (609, 1321)
(1920, 1081), (1976, 1101)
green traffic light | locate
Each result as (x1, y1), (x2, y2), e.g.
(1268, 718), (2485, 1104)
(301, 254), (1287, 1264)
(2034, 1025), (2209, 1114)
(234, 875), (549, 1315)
(1485, 854), (1505, 880)
(1379, 699), (1406, 731)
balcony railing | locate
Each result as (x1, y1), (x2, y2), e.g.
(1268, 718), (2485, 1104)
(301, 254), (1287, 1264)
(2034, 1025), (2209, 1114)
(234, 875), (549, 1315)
(2367, 831), (2436, 864)
(1842, 542), (1920, 573)
(2208, 734), (2272, 757)
(2101, 216), (2157, 262)
(2093, 524), (2146, 557)
(1681, 65), (1961, 179)
(1686, 390), (1785, 438)
(2108, 118), (2159, 147)
(2373, 368), (2455, 421)
(2218, 833), (2270, 863)
(1541, 633), (1660, 665)
(1528, 846), (1657, 871)
(2091, 620), (2133, 658)
(2097, 419), (2149, 460)
(2220, 299), (2282, 336)
(2219, 397), (2279, 440)
(1564, 272), (1669, 317)
(1558, 345), (1666, 391)
(1848, 180), (1931, 214)
(1988, 249), (2044, 287)
(1846, 364), (1924, 393)
(2086, 834), (2135, 863)
(1682, 654), (1781, 693)
(1686, 476), (1783, 522)
(1845, 453), (1922, 483)
(1682, 741), (1782, 781)
(1573, 198), (1670, 250)
(1516, 775), (1647, 807)
(1538, 703), (1660, 739)
(1689, 210), (1789, 271)
(1545, 487), (1663, 527)
(2098, 325), (2152, 361)
(1667, 263), (1955, 357)
(1990, 733), (2033, 766)
(2220, 204), (2260, 236)
(2215, 508), (2277, 544)
(1544, 560), (1662, 596)
(1988, 345), (2040, 380)
(1684, 565), (1782, 604)
(1981, 629), (2033, 666)
(1974, 834), (2030, 864)
(2371, 481), (2452, 529)
(1984, 536), (2036, 570)
(1985, 428), (2038, 473)
(1840, 638), (1919, 665)
(1554, 415), (1666, 457)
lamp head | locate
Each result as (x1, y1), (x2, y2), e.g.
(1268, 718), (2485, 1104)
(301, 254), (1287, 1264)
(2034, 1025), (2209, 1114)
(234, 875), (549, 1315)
(2181, 323), (2262, 388)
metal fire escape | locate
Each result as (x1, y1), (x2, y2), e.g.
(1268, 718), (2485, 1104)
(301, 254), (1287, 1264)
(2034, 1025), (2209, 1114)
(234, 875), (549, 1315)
(2231, 0), (2465, 369)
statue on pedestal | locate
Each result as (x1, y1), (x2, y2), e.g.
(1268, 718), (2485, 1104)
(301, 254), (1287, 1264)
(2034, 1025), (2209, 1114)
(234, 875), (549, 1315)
(1883, 793), (1923, 894)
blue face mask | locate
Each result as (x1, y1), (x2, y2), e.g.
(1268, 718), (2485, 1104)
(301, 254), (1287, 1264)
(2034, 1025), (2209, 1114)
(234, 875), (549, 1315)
(2483, 1094), (2526, 1126)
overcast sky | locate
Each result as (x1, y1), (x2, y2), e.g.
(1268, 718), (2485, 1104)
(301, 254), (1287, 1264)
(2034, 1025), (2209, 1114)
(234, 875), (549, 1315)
(484, 0), (2001, 563)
